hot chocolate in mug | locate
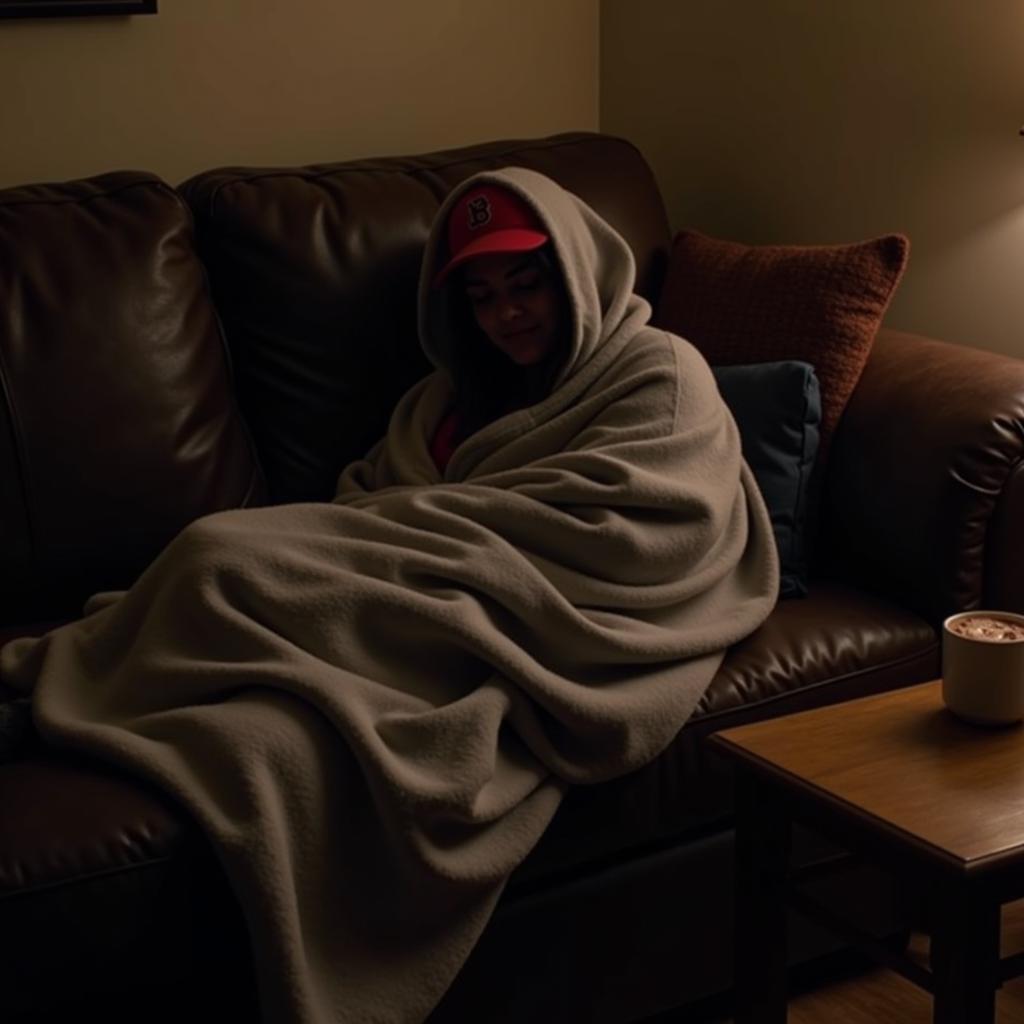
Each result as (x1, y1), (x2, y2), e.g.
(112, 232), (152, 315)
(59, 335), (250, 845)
(942, 610), (1024, 725)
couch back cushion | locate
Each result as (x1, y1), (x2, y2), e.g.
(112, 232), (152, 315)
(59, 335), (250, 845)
(180, 132), (671, 504)
(0, 172), (264, 624)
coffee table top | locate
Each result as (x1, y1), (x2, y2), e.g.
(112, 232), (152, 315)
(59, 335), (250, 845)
(710, 680), (1024, 873)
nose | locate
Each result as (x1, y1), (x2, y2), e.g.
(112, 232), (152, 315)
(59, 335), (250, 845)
(497, 298), (524, 322)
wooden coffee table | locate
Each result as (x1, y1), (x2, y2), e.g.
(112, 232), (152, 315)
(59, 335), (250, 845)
(709, 679), (1024, 1024)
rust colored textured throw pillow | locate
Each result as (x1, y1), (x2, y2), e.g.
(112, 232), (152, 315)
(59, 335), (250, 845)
(655, 230), (909, 459)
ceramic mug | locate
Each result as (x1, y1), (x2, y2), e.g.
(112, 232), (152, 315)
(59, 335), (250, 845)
(942, 610), (1024, 725)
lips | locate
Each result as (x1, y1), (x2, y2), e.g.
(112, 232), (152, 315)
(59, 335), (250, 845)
(500, 326), (539, 340)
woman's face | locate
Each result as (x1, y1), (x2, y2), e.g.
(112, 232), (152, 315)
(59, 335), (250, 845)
(461, 251), (568, 367)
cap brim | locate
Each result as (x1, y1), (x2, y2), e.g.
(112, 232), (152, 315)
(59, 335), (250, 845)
(432, 229), (548, 288)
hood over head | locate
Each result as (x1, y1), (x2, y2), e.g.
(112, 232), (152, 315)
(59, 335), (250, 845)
(418, 167), (651, 393)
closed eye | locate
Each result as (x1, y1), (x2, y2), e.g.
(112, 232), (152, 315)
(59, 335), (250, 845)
(511, 271), (542, 292)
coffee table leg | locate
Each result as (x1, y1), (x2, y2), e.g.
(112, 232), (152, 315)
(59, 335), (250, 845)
(734, 770), (790, 1023)
(930, 884), (999, 1024)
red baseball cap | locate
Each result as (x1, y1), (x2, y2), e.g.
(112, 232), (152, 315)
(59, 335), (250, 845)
(432, 184), (549, 287)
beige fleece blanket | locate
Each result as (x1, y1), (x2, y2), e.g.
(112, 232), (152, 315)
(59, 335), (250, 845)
(0, 168), (778, 1023)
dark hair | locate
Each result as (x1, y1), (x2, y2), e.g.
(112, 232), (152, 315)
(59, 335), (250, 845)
(445, 245), (571, 442)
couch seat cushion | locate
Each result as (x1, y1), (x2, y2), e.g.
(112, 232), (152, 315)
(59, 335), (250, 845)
(510, 580), (939, 890)
(0, 753), (257, 1020)
(0, 581), (938, 1003)
(0, 583), (938, 900)
(0, 753), (185, 897)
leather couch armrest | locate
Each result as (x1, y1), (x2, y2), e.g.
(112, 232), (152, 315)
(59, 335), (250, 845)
(817, 328), (1024, 625)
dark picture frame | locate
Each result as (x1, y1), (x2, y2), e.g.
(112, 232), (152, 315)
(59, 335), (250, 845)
(0, 1), (157, 17)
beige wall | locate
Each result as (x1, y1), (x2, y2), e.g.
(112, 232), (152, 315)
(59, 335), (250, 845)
(0, 0), (598, 188)
(601, 1), (1024, 359)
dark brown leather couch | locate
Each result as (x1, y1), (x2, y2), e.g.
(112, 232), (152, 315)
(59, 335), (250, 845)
(2, 132), (1023, 1024)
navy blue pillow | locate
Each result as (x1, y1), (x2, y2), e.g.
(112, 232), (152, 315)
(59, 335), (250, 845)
(712, 361), (821, 599)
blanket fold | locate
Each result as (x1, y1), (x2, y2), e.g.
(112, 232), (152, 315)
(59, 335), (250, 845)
(0, 167), (778, 1023)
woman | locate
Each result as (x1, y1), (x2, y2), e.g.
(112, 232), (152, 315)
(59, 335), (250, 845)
(1, 168), (778, 1023)
(428, 181), (572, 463)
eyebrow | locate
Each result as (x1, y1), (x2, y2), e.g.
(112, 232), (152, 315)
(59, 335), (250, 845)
(463, 258), (536, 288)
